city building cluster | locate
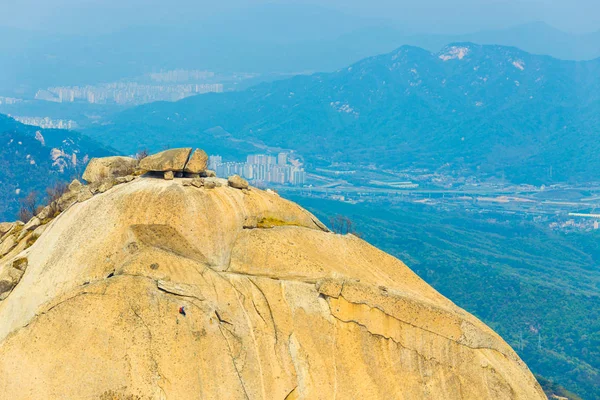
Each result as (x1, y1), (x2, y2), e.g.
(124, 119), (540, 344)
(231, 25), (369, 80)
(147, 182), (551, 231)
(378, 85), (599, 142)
(209, 153), (307, 186)
(35, 82), (224, 105)
(12, 116), (77, 130)
(148, 70), (215, 83)
(0, 97), (22, 105)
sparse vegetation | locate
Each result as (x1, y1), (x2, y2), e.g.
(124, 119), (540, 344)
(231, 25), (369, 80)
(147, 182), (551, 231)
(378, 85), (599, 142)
(46, 182), (69, 204)
(135, 148), (149, 161)
(45, 182), (69, 216)
(16, 182), (69, 222)
(18, 191), (39, 222)
(328, 214), (359, 236)
(536, 375), (584, 400)
(25, 235), (38, 248)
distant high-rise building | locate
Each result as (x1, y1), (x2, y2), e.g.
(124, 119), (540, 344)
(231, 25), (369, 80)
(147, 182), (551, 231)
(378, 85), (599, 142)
(208, 155), (222, 170)
(277, 152), (287, 166)
(211, 153), (306, 186)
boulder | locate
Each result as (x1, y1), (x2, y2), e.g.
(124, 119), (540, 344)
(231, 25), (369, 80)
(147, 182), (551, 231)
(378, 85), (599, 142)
(0, 261), (26, 300)
(95, 180), (116, 194)
(0, 223), (14, 236)
(228, 175), (249, 190)
(138, 148), (192, 172)
(184, 149), (208, 174)
(32, 224), (48, 239)
(164, 171), (174, 180)
(204, 181), (217, 189)
(202, 170), (217, 178)
(68, 179), (82, 192)
(56, 185), (95, 213)
(77, 188), (94, 202)
(23, 217), (41, 232)
(82, 157), (138, 183)
(191, 178), (204, 188)
(56, 191), (78, 212)
(36, 206), (52, 221)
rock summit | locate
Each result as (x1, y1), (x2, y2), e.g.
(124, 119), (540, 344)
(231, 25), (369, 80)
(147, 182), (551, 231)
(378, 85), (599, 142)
(0, 149), (546, 399)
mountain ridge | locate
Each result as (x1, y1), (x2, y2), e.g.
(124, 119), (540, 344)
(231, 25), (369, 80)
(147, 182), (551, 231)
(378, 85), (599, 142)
(85, 42), (600, 184)
(0, 114), (115, 220)
(2, 16), (599, 96)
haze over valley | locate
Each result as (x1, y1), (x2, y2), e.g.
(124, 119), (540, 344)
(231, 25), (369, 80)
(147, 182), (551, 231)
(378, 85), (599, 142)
(1, 2), (599, 399)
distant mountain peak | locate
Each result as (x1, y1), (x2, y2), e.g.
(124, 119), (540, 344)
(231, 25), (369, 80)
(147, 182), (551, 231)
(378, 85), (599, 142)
(438, 45), (472, 61)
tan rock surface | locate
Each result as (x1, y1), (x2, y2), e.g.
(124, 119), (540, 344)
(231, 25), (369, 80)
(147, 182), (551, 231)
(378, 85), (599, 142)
(163, 170), (174, 180)
(184, 148), (209, 173)
(0, 177), (545, 399)
(138, 148), (192, 172)
(82, 156), (138, 183)
(0, 222), (14, 236)
(228, 174), (249, 189)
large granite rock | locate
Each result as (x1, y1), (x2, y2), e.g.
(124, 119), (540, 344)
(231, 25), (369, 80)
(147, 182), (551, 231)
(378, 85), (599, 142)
(82, 156), (138, 183)
(228, 174), (249, 189)
(138, 148), (192, 172)
(0, 177), (545, 399)
(184, 149), (208, 174)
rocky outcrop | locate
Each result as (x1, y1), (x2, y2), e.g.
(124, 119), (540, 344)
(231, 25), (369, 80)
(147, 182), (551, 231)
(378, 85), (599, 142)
(82, 156), (138, 183)
(0, 223), (14, 236)
(0, 174), (545, 399)
(0, 257), (27, 300)
(137, 148), (214, 179)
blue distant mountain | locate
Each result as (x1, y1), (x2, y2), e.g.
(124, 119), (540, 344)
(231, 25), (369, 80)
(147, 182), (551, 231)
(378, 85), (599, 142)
(85, 43), (600, 184)
(1, 11), (599, 96)
(406, 22), (600, 61)
(0, 114), (114, 220)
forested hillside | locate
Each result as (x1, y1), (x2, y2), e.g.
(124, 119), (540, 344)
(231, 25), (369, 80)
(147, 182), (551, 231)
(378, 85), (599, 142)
(292, 196), (600, 399)
(0, 114), (114, 220)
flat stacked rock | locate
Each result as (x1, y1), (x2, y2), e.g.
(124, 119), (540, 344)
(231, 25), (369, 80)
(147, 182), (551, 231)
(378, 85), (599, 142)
(139, 148), (211, 179)
(138, 148), (192, 179)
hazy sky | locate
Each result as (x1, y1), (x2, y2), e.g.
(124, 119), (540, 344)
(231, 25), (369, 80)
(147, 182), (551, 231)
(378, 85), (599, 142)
(1, 0), (599, 35)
